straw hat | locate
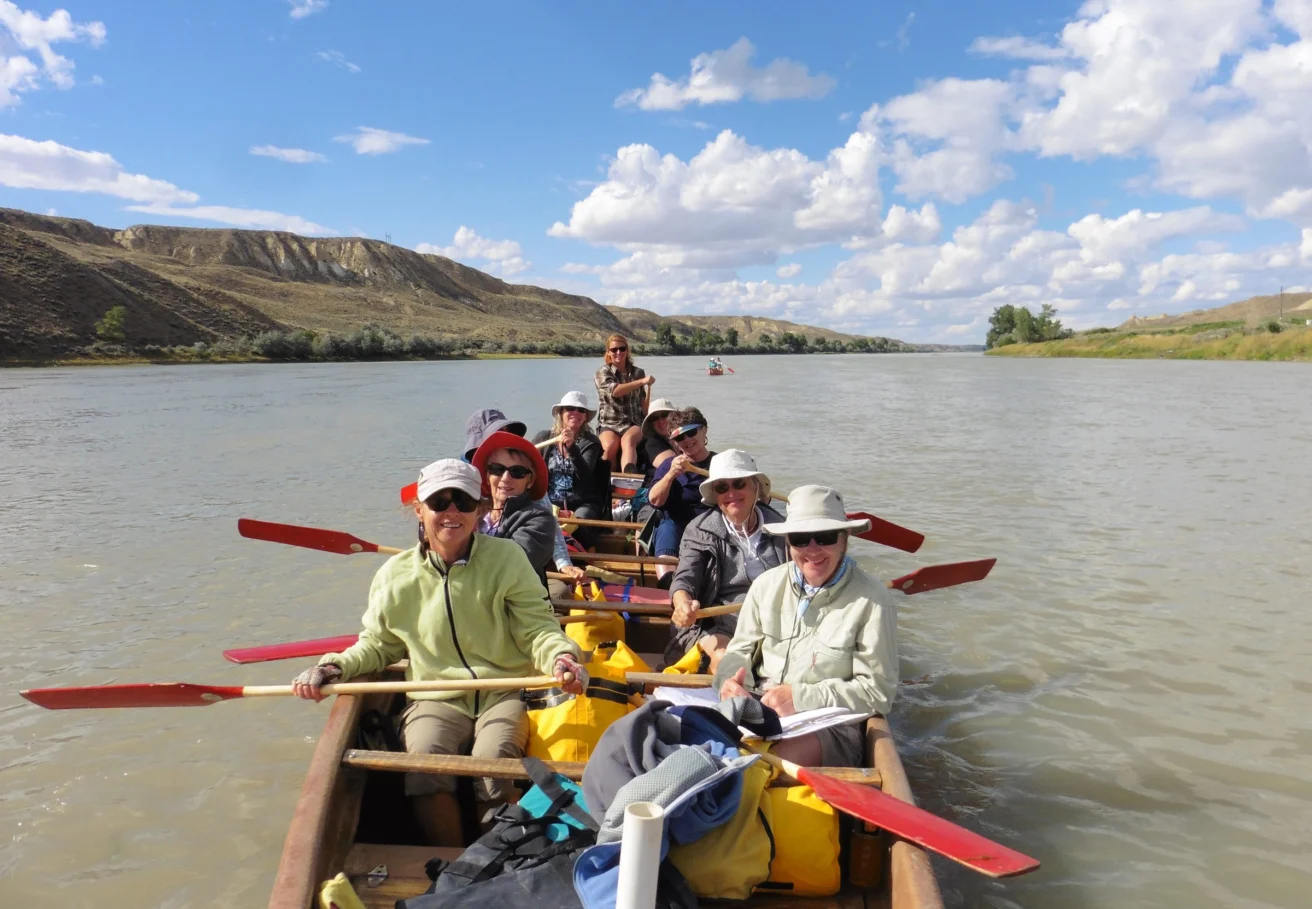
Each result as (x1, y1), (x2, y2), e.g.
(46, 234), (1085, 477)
(641, 398), (678, 439)
(762, 485), (872, 535)
(698, 449), (772, 506)
(551, 390), (596, 420)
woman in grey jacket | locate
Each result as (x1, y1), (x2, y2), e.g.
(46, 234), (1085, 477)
(471, 431), (560, 589)
(667, 450), (788, 668)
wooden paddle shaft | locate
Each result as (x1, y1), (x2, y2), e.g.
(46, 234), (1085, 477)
(252, 676), (559, 698)
(558, 516), (643, 530)
(534, 435), (562, 450)
(569, 551), (677, 566)
(687, 465), (789, 503)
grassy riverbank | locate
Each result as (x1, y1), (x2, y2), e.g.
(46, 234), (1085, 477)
(987, 319), (1312, 361)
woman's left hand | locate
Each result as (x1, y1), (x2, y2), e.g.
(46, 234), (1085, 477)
(760, 684), (795, 717)
(553, 654), (588, 695)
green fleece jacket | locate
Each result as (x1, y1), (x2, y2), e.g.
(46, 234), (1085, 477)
(319, 534), (582, 716)
(712, 560), (898, 716)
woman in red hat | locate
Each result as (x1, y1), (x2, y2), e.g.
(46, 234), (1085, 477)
(471, 430), (559, 589)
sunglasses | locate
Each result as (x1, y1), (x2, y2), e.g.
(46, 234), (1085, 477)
(609, 346), (628, 353)
(487, 462), (533, 480)
(425, 489), (479, 513)
(671, 424), (703, 443)
(712, 478), (751, 495)
(787, 530), (842, 548)
(562, 406), (589, 414)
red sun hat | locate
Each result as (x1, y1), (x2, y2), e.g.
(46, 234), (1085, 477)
(471, 430), (549, 501)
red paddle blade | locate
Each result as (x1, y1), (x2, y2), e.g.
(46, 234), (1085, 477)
(20, 682), (246, 710)
(849, 512), (925, 553)
(890, 558), (996, 595)
(796, 766), (1039, 878)
(238, 518), (380, 556)
(400, 482), (417, 504)
(223, 634), (360, 664)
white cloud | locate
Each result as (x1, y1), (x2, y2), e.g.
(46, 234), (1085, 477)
(333, 126), (429, 156)
(615, 38), (835, 110)
(880, 203), (942, 245)
(969, 35), (1071, 61)
(0, 1), (105, 106)
(125, 203), (336, 235)
(777, 263), (802, 278)
(0, 133), (197, 203)
(288, 0), (327, 19)
(417, 226), (530, 276)
(250, 145), (327, 164)
(316, 49), (359, 73)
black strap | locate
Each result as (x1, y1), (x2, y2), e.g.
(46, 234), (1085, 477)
(522, 757), (599, 833)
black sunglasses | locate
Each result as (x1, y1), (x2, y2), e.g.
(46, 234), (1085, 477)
(671, 425), (702, 443)
(712, 478), (751, 495)
(787, 530), (842, 547)
(562, 406), (589, 414)
(609, 346), (628, 353)
(425, 489), (479, 513)
(487, 462), (533, 480)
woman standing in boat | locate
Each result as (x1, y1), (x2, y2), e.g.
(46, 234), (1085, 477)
(713, 485), (898, 767)
(292, 459), (586, 846)
(533, 392), (606, 551)
(594, 334), (653, 473)
(667, 450), (788, 670)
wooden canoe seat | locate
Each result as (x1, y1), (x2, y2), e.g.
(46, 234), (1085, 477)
(344, 842), (459, 909)
(341, 749), (882, 787)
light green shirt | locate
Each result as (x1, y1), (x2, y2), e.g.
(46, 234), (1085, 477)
(320, 534), (581, 716)
(713, 560), (899, 715)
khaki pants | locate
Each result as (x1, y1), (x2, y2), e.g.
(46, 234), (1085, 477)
(399, 696), (529, 802)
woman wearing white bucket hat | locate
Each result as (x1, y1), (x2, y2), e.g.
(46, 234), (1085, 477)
(712, 484), (899, 768)
(664, 450), (788, 669)
(639, 397), (679, 475)
(533, 392), (607, 550)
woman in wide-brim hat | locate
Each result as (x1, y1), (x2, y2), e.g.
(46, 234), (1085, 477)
(712, 484), (899, 768)
(470, 430), (559, 588)
(665, 449), (789, 670)
(639, 397), (679, 474)
(533, 391), (607, 550)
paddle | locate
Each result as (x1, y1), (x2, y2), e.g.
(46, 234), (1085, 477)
(754, 749), (1039, 878)
(398, 435), (562, 503)
(557, 516), (643, 531)
(221, 559), (995, 664)
(568, 551), (677, 567)
(685, 466), (924, 553)
(20, 676), (562, 710)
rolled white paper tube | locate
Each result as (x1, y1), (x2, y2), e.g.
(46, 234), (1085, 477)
(615, 801), (665, 909)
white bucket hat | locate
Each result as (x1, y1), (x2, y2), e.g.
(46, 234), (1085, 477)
(551, 390), (595, 419)
(698, 449), (772, 506)
(416, 458), (483, 502)
(641, 397), (678, 439)
(762, 485), (871, 536)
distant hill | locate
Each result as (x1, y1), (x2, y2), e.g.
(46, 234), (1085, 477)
(1117, 292), (1312, 331)
(0, 207), (976, 360)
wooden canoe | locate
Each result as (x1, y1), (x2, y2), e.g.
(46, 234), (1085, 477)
(266, 622), (944, 909)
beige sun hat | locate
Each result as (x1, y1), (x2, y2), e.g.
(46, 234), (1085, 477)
(698, 449), (772, 506)
(641, 397), (678, 439)
(416, 458), (483, 502)
(762, 485), (872, 535)
(551, 390), (596, 420)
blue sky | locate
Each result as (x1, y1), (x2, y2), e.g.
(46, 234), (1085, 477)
(2, 0), (1311, 342)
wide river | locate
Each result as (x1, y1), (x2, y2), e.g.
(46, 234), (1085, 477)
(2, 354), (1309, 908)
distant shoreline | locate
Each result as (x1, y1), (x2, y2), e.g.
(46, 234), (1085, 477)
(986, 322), (1312, 361)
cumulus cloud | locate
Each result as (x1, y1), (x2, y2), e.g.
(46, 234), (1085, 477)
(615, 38), (835, 110)
(0, 1), (105, 106)
(125, 203), (336, 235)
(250, 145), (327, 164)
(777, 263), (802, 278)
(0, 133), (197, 203)
(969, 35), (1071, 61)
(288, 0), (327, 19)
(316, 49), (359, 73)
(417, 226), (530, 276)
(0, 132), (333, 234)
(333, 126), (429, 155)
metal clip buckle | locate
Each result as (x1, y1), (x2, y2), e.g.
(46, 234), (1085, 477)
(365, 864), (388, 888)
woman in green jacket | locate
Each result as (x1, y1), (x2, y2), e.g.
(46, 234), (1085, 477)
(292, 458), (586, 845)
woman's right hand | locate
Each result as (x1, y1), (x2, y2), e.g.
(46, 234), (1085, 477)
(669, 453), (691, 476)
(719, 667), (751, 701)
(292, 663), (342, 702)
(645, 375), (656, 387)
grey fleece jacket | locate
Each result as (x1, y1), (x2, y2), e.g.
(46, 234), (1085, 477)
(665, 503), (788, 664)
(486, 491), (558, 588)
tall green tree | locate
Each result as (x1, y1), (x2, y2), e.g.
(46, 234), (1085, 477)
(655, 321), (676, 349)
(95, 305), (128, 342)
(724, 326), (739, 348)
(986, 305), (1018, 349)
